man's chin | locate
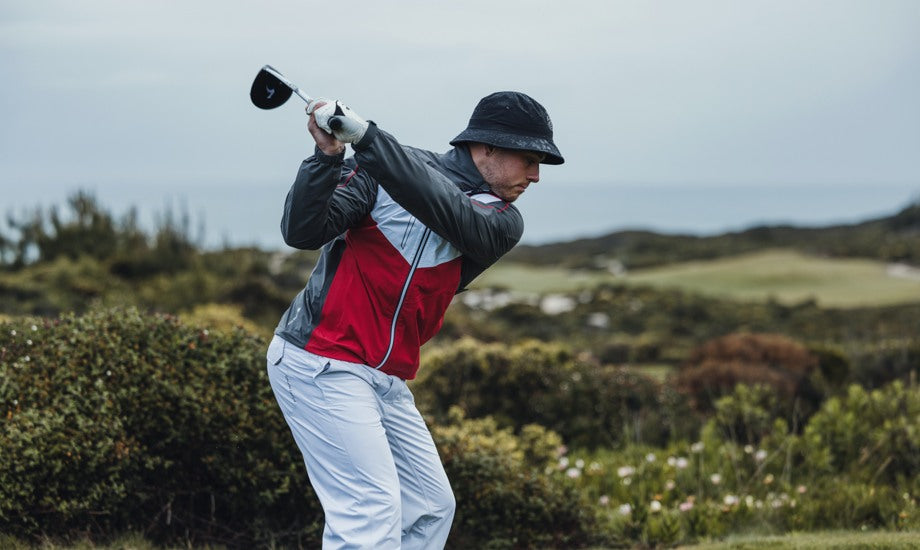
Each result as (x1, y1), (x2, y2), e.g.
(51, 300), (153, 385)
(504, 189), (527, 202)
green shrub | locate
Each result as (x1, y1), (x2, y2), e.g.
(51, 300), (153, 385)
(800, 381), (920, 485)
(432, 408), (600, 549)
(0, 308), (322, 547)
(793, 480), (904, 531)
(843, 339), (920, 390)
(706, 383), (785, 446)
(414, 338), (697, 449)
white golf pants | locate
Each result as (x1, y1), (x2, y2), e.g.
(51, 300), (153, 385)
(266, 335), (455, 549)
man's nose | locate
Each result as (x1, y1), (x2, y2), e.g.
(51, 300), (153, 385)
(527, 166), (540, 183)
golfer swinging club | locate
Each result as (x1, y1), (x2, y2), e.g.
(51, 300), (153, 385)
(266, 90), (563, 549)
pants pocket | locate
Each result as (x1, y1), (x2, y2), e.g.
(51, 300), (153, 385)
(377, 376), (413, 404)
(266, 335), (286, 366)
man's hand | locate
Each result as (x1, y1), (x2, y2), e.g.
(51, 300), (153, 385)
(309, 99), (369, 144)
(306, 100), (345, 156)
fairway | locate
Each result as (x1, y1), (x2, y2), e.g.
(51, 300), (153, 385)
(472, 249), (920, 308)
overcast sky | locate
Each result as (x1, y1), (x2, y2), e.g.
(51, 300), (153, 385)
(1, 1), (918, 245)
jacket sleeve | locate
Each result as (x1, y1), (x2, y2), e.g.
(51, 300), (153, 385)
(352, 124), (523, 266)
(280, 147), (377, 250)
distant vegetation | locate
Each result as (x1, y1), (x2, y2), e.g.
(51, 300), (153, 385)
(474, 249), (920, 307)
(1, 191), (918, 548)
(505, 200), (920, 270)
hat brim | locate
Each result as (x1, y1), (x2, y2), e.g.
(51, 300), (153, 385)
(450, 128), (564, 165)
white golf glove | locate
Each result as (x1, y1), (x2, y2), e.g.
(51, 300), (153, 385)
(307, 99), (369, 144)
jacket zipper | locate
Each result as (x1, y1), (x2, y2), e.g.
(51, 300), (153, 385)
(374, 228), (431, 369)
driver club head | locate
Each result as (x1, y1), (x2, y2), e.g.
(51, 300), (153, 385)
(250, 65), (295, 109)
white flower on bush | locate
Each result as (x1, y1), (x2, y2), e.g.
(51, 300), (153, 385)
(667, 456), (677, 467)
(622, 477), (632, 486)
(26, 339), (32, 346)
(755, 449), (768, 462)
(575, 458), (585, 469)
(649, 500), (662, 513)
(797, 485), (807, 494)
(744, 445), (754, 454)
(566, 467), (580, 479)
(558, 456), (569, 470)
(710, 473), (722, 485)
(589, 461), (602, 473)
(599, 495), (610, 506)
(10, 329), (16, 336)
(617, 466), (635, 478)
(645, 453), (656, 463)
(679, 501), (693, 512)
(31, 325), (38, 331)
(665, 479), (676, 491)
(618, 503), (632, 516)
(771, 499), (784, 509)
(676, 457), (689, 469)
(745, 495), (755, 507)
(691, 441), (704, 453)
(763, 474), (774, 485)
(723, 494), (739, 506)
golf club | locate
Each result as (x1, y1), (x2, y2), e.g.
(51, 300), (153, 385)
(250, 64), (347, 131)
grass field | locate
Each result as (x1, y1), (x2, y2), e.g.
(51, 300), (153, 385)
(673, 530), (920, 549)
(472, 249), (920, 308)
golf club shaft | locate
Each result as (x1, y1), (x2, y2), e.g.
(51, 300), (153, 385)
(292, 88), (312, 104)
(263, 65), (314, 104)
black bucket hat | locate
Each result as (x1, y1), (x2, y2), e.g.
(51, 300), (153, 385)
(450, 91), (564, 165)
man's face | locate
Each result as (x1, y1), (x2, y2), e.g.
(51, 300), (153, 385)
(478, 147), (544, 202)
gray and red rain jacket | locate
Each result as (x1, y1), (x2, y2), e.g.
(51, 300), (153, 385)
(274, 123), (523, 380)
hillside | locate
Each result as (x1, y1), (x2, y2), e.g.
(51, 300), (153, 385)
(472, 249), (920, 308)
(506, 201), (920, 270)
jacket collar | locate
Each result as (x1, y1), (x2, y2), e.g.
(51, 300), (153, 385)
(441, 144), (491, 194)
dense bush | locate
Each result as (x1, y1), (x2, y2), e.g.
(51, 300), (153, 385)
(675, 332), (824, 420)
(800, 381), (920, 486)
(414, 338), (698, 449)
(433, 408), (600, 549)
(841, 339), (920, 389)
(0, 308), (322, 547)
(554, 380), (920, 545)
(706, 383), (784, 445)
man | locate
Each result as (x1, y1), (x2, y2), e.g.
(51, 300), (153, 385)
(266, 91), (563, 549)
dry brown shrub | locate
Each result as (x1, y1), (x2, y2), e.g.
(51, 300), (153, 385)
(677, 332), (820, 412)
